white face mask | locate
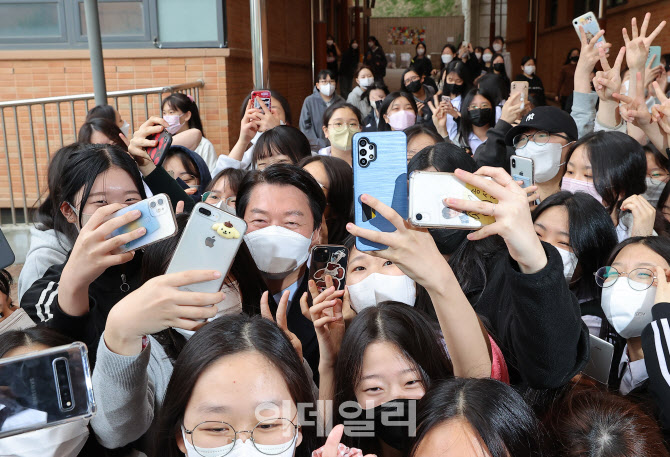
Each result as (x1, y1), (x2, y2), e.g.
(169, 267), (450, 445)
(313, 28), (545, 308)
(347, 273), (416, 313)
(326, 40), (334, 46)
(556, 247), (578, 282)
(524, 65), (536, 75)
(441, 54), (453, 64)
(601, 280), (656, 339)
(492, 43), (503, 52)
(359, 77), (374, 88)
(0, 308), (35, 334)
(120, 121), (130, 137)
(387, 110), (417, 130)
(0, 419), (89, 457)
(181, 428), (298, 457)
(244, 226), (313, 278)
(475, 52), (482, 59)
(482, 53), (493, 63)
(319, 83), (335, 97)
(417, 48), (425, 56)
(173, 281), (243, 339)
(515, 141), (568, 183)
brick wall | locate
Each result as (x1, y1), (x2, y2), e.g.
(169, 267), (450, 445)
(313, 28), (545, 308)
(0, 0), (313, 210)
(505, 0), (670, 98)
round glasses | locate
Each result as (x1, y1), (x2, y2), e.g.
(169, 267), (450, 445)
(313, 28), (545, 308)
(183, 418), (298, 457)
(513, 130), (570, 149)
(594, 266), (657, 291)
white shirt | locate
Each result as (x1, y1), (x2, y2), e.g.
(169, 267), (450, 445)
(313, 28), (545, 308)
(446, 95), (462, 142)
(194, 137), (218, 172)
(618, 344), (648, 395)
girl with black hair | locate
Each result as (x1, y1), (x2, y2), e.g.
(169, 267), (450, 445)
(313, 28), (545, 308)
(378, 92), (418, 132)
(514, 56), (545, 105)
(90, 215), (269, 451)
(365, 36), (387, 82)
(346, 65), (375, 118)
(532, 191), (619, 335)
(489, 53), (511, 97)
(361, 82), (389, 132)
(458, 88), (495, 155)
(86, 104), (129, 137)
(410, 379), (543, 457)
(404, 124), (444, 161)
(556, 48), (580, 110)
(326, 34), (341, 81)
(299, 155), (353, 245)
(319, 102), (363, 165)
(153, 315), (318, 457)
(438, 60), (473, 142)
(438, 44), (457, 72)
(77, 118), (128, 150)
(0, 269), (29, 333)
(400, 68), (436, 124)
(644, 142), (670, 206)
(562, 131), (652, 241)
(162, 93), (217, 170)
(339, 40), (361, 99)
(481, 47), (494, 72)
(162, 145), (212, 201)
(251, 125), (313, 170)
(410, 42), (435, 90)
(202, 168), (246, 211)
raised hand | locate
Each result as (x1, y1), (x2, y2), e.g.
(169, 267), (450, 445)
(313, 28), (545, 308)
(574, 27), (610, 94)
(614, 71), (652, 125)
(623, 13), (666, 70)
(500, 91), (523, 124)
(593, 46), (625, 102)
(300, 278), (344, 368)
(427, 94), (448, 137)
(654, 266), (670, 305)
(261, 290), (303, 360)
(128, 116), (169, 175)
(622, 195), (657, 237)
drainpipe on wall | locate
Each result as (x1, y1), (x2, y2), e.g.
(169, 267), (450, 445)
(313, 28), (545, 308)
(250, 0), (270, 89)
(462, 0), (471, 43)
(83, 0), (107, 106)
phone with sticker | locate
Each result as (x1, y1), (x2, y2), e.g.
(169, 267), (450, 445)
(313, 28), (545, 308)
(408, 171), (498, 229)
(510, 155), (534, 189)
(146, 130), (172, 166)
(108, 193), (177, 253)
(352, 131), (409, 251)
(166, 203), (248, 293)
(572, 12), (605, 46)
(251, 90), (272, 111)
(309, 245), (349, 293)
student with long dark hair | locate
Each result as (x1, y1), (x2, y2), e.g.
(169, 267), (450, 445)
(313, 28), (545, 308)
(161, 93), (217, 170)
(489, 53), (511, 99)
(438, 60), (473, 143)
(78, 118), (128, 150)
(347, 65), (375, 118)
(153, 314), (318, 457)
(299, 155), (353, 245)
(404, 124), (444, 161)
(319, 102), (363, 165)
(457, 88), (495, 155)
(86, 104), (129, 137)
(361, 81), (389, 132)
(410, 379), (543, 457)
(400, 67), (436, 124)
(410, 41), (434, 90)
(514, 56), (545, 106)
(556, 48), (580, 111)
(202, 168), (246, 210)
(252, 125), (313, 170)
(377, 92), (418, 132)
(339, 40), (361, 99)
(162, 145), (212, 202)
(365, 36), (387, 82)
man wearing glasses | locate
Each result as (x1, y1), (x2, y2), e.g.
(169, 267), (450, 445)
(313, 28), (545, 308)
(475, 106), (578, 203)
(299, 69), (345, 151)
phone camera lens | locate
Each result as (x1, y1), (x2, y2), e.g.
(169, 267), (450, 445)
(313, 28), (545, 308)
(511, 159), (516, 167)
(359, 139), (367, 147)
(158, 198), (164, 205)
(369, 154), (375, 160)
(199, 207), (212, 216)
(360, 158), (368, 166)
(416, 213), (423, 221)
(150, 201), (156, 208)
(359, 150), (366, 156)
(368, 145), (374, 150)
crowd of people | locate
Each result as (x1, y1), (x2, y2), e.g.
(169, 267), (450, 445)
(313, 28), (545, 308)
(5, 10), (670, 457)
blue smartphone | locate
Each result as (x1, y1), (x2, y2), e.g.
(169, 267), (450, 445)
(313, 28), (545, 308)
(109, 194), (177, 253)
(648, 46), (661, 69)
(352, 131), (409, 251)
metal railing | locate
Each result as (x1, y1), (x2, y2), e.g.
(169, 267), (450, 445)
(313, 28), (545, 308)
(0, 80), (204, 225)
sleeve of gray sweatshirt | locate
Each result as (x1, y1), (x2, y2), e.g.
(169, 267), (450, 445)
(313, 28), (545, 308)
(570, 91), (598, 139)
(90, 334), (173, 449)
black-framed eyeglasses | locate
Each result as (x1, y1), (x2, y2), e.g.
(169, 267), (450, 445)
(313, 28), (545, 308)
(513, 130), (570, 149)
(183, 417), (298, 456)
(594, 266), (657, 291)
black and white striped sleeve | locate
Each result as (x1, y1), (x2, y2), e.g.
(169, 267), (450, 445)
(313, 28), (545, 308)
(642, 302), (670, 429)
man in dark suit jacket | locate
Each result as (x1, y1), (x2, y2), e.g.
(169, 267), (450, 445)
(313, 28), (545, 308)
(236, 164), (327, 377)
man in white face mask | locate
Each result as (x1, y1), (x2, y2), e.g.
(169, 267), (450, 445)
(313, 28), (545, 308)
(299, 69), (345, 151)
(236, 164), (326, 373)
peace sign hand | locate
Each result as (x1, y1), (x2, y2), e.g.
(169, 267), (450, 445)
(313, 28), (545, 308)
(261, 290), (303, 360)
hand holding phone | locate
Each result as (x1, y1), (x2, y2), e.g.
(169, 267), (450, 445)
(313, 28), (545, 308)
(510, 156), (534, 189)
(573, 12), (605, 47)
(251, 90), (272, 111)
(510, 81), (529, 109)
(309, 245), (349, 292)
(146, 130), (172, 167)
(107, 194), (177, 253)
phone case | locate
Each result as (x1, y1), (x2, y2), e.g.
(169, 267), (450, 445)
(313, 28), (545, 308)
(582, 335), (614, 385)
(146, 130), (173, 166)
(572, 12), (604, 45)
(251, 90), (272, 111)
(0, 228), (15, 270)
(353, 132), (409, 251)
(165, 203), (248, 293)
(648, 46), (661, 68)
(408, 171), (498, 229)
(0, 342), (95, 439)
(510, 155), (534, 189)
(309, 245), (349, 293)
(510, 81), (529, 106)
(108, 194), (177, 253)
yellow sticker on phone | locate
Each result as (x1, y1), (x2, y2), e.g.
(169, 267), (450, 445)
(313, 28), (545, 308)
(464, 183), (499, 225)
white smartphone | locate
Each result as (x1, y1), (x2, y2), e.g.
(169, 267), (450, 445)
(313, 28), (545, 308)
(408, 171), (498, 230)
(165, 203), (247, 293)
(572, 12), (605, 46)
(510, 155), (534, 189)
(108, 193), (177, 253)
(582, 334), (614, 385)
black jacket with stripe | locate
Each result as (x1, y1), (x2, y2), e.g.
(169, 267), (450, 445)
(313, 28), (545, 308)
(19, 254), (143, 366)
(642, 302), (670, 431)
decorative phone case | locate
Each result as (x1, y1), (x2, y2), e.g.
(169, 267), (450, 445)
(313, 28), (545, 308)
(0, 342), (95, 439)
(147, 130), (172, 166)
(572, 12), (605, 46)
(251, 90), (272, 110)
(353, 131), (409, 251)
(165, 203), (247, 293)
(309, 245), (349, 293)
(109, 194), (177, 253)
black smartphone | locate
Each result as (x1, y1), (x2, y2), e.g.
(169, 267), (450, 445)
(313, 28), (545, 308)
(309, 245), (349, 293)
(0, 228), (15, 270)
(146, 130), (173, 167)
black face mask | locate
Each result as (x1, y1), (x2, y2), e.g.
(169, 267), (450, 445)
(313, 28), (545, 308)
(469, 108), (492, 127)
(428, 228), (469, 255)
(344, 399), (418, 451)
(444, 83), (464, 96)
(570, 55), (579, 63)
(493, 63), (506, 73)
(406, 80), (422, 93)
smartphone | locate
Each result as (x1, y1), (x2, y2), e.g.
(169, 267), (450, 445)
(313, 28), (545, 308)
(251, 90), (272, 111)
(408, 171), (498, 229)
(648, 45), (662, 69)
(0, 228), (15, 270)
(573, 12), (605, 46)
(0, 343), (95, 439)
(441, 95), (451, 104)
(108, 194), (177, 253)
(510, 81), (529, 108)
(146, 130), (172, 167)
(582, 334), (615, 385)
(353, 132), (409, 251)
(166, 203), (247, 293)
(309, 245), (349, 293)
(510, 156), (534, 189)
